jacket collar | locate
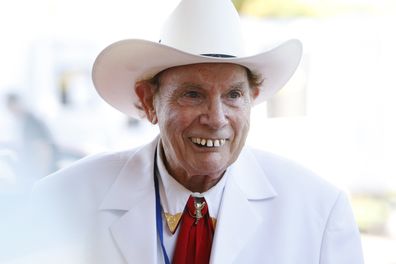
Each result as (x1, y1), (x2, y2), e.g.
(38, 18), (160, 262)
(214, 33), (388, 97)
(99, 136), (158, 211)
(98, 136), (159, 263)
(210, 147), (277, 263)
(228, 147), (277, 200)
(98, 136), (277, 263)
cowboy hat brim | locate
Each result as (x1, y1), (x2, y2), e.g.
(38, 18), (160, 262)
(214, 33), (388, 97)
(92, 38), (302, 118)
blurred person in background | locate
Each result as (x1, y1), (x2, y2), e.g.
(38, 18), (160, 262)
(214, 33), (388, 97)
(28, 0), (364, 263)
(5, 93), (58, 185)
(0, 93), (59, 263)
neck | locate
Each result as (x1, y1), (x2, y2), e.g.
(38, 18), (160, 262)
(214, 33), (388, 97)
(174, 173), (224, 193)
(164, 158), (225, 192)
(159, 143), (224, 193)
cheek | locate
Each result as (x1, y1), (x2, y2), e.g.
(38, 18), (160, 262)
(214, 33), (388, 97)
(158, 105), (196, 138)
(234, 100), (252, 121)
(232, 107), (251, 139)
(154, 95), (175, 126)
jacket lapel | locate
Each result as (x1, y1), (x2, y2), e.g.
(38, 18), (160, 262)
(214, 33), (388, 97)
(210, 148), (277, 264)
(109, 193), (157, 263)
(98, 138), (159, 264)
(96, 138), (276, 264)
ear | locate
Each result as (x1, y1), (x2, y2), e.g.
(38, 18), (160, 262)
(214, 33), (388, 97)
(135, 81), (157, 124)
(251, 86), (260, 100)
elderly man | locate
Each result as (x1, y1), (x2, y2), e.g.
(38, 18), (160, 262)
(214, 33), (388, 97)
(30, 0), (364, 263)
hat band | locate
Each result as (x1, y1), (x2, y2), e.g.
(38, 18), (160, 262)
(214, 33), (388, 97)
(201, 53), (236, 58)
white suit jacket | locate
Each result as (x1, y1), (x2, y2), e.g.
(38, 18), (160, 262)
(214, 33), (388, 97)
(29, 136), (364, 264)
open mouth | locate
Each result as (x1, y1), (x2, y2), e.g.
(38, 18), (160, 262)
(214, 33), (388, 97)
(190, 137), (226, 148)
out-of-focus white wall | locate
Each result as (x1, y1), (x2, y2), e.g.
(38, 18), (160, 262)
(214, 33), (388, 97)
(246, 14), (396, 192)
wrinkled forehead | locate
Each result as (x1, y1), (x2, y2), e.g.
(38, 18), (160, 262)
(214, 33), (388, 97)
(158, 63), (249, 84)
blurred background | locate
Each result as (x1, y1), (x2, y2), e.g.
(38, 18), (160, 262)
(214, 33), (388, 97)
(0, 0), (395, 263)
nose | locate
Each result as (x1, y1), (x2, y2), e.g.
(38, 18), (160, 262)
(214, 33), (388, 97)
(199, 97), (228, 129)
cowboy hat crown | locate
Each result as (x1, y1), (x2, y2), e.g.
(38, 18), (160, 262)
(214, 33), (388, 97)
(92, 0), (302, 118)
(160, 0), (245, 57)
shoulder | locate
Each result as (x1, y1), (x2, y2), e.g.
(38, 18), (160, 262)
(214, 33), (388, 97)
(29, 139), (158, 236)
(33, 148), (138, 192)
(239, 147), (357, 232)
(30, 138), (157, 206)
(243, 146), (342, 203)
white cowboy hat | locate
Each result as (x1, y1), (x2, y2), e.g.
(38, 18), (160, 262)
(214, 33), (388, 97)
(92, 0), (302, 119)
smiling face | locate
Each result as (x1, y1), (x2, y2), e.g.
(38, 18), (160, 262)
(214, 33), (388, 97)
(136, 63), (259, 192)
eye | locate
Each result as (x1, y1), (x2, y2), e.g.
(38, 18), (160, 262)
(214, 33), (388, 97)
(228, 90), (242, 99)
(183, 90), (201, 98)
(177, 89), (204, 106)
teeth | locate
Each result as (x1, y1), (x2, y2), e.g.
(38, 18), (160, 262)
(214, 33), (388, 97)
(214, 140), (220, 147)
(190, 137), (226, 148)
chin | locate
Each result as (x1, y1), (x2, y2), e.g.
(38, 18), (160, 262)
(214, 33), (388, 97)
(191, 161), (227, 176)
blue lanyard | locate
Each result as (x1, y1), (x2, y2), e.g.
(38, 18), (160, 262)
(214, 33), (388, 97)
(154, 149), (171, 264)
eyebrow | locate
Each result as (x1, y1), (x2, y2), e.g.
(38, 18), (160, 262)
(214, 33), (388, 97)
(177, 81), (248, 91)
(178, 82), (203, 90)
(230, 82), (248, 90)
